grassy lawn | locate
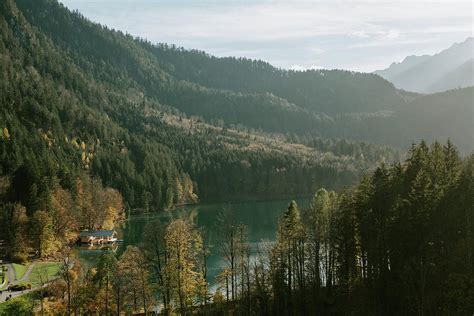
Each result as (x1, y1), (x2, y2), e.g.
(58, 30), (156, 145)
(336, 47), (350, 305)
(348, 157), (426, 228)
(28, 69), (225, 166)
(29, 262), (62, 286)
(12, 263), (28, 281)
(0, 292), (36, 314)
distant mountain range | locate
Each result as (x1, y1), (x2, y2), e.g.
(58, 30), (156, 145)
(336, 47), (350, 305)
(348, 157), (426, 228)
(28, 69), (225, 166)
(375, 38), (473, 93)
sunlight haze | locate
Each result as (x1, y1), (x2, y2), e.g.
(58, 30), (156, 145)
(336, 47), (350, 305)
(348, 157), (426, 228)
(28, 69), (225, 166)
(60, 0), (473, 72)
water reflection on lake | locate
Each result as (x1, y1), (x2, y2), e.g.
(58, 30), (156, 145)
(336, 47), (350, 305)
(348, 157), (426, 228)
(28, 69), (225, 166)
(78, 198), (309, 287)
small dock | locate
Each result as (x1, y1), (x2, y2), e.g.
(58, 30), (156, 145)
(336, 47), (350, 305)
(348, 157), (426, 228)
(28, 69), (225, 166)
(79, 230), (120, 245)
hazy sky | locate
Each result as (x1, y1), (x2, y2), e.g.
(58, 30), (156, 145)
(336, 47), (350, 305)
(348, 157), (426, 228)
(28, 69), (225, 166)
(60, 0), (473, 72)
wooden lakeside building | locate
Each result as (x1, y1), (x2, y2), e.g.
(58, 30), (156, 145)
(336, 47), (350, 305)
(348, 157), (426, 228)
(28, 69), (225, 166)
(79, 230), (118, 245)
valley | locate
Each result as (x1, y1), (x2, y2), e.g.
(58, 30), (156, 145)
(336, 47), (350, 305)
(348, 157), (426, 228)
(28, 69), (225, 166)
(0, 0), (472, 314)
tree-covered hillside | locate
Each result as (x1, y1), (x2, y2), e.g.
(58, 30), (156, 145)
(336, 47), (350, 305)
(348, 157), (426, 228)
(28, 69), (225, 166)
(329, 87), (474, 153)
(151, 45), (410, 115)
(203, 141), (474, 315)
(0, 0), (472, 214)
(0, 0), (406, 213)
(12, 0), (474, 153)
(0, 0), (472, 314)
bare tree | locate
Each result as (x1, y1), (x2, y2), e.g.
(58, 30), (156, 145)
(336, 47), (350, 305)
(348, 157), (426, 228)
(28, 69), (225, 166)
(142, 219), (169, 311)
(35, 266), (49, 316)
(218, 207), (238, 300)
(60, 246), (73, 316)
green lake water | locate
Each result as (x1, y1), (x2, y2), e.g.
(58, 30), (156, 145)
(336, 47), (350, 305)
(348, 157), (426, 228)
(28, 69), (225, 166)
(117, 198), (310, 286)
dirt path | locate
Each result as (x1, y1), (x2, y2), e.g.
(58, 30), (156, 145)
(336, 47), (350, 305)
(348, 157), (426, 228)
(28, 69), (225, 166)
(17, 263), (34, 283)
(0, 286), (31, 303)
(5, 264), (14, 287)
(0, 262), (63, 305)
(0, 264), (18, 303)
(0, 262), (38, 304)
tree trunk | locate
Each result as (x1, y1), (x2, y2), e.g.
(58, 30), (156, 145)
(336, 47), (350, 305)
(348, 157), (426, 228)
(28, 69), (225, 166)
(105, 273), (109, 315)
(116, 290), (120, 316)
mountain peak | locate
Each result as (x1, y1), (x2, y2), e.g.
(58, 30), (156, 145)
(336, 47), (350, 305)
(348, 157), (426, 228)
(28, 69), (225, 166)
(375, 37), (473, 93)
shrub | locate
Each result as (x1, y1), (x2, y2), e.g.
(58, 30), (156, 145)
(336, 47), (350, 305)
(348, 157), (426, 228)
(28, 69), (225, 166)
(11, 252), (29, 264)
(8, 283), (32, 291)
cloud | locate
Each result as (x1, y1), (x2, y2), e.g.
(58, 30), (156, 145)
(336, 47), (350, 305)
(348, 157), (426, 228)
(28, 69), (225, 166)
(386, 29), (400, 39)
(60, 0), (473, 72)
(289, 65), (324, 71)
(310, 47), (325, 54)
(351, 31), (371, 39)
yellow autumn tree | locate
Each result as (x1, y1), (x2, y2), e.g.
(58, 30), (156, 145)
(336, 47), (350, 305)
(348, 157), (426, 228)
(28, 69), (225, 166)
(74, 177), (124, 230)
(100, 188), (124, 229)
(118, 246), (153, 314)
(164, 219), (207, 313)
(175, 177), (184, 204)
(2, 127), (10, 140)
(9, 204), (30, 263)
(51, 187), (77, 245)
(182, 174), (199, 204)
(31, 210), (54, 258)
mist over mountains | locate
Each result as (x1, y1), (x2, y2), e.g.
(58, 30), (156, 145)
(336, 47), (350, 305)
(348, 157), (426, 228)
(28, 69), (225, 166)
(375, 37), (474, 93)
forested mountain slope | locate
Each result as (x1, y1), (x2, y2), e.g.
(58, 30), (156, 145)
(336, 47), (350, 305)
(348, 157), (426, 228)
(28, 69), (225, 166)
(0, 0), (472, 214)
(427, 58), (474, 92)
(330, 87), (474, 153)
(151, 45), (411, 115)
(0, 0), (471, 314)
(0, 0), (404, 212)
(393, 88), (474, 150)
(7, 0), (473, 153)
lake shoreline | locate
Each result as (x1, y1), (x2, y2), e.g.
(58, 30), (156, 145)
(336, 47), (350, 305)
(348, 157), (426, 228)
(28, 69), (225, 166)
(130, 194), (314, 216)
(113, 198), (312, 288)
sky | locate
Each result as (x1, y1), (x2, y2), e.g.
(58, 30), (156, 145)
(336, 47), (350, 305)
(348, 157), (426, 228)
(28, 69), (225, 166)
(60, 0), (473, 72)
